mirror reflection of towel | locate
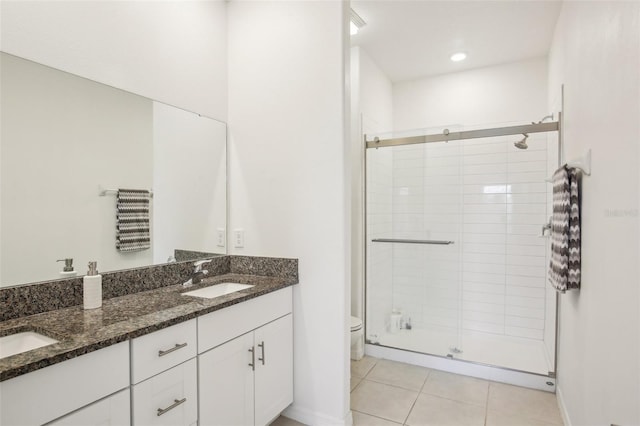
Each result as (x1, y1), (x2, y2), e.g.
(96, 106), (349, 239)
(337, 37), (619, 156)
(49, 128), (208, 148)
(549, 166), (581, 292)
(116, 189), (151, 252)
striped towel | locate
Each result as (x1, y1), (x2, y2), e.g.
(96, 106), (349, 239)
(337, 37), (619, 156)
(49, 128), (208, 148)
(116, 189), (151, 252)
(549, 166), (581, 292)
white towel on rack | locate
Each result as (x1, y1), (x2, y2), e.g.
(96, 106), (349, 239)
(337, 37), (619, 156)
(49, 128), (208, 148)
(549, 166), (581, 292)
(116, 189), (151, 252)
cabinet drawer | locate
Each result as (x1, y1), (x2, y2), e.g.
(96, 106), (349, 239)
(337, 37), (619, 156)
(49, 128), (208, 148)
(198, 287), (292, 353)
(131, 319), (197, 384)
(49, 389), (131, 426)
(0, 341), (129, 426)
(132, 358), (197, 426)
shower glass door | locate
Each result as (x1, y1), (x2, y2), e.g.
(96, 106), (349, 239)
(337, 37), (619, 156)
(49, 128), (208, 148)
(365, 126), (557, 376)
(366, 136), (464, 359)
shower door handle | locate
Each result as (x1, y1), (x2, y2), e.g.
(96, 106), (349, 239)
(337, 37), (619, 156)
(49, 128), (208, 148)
(541, 217), (552, 237)
(371, 238), (454, 245)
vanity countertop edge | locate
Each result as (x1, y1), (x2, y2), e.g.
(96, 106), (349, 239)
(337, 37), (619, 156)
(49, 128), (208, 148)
(0, 271), (298, 382)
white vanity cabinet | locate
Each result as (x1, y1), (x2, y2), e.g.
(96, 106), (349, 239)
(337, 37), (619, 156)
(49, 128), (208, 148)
(48, 389), (131, 426)
(130, 319), (198, 426)
(0, 341), (129, 426)
(198, 287), (293, 426)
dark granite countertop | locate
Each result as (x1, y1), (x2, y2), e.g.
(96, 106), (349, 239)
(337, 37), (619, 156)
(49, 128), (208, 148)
(0, 273), (296, 382)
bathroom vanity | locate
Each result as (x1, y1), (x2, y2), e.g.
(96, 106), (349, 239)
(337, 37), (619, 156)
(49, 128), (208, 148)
(0, 256), (297, 426)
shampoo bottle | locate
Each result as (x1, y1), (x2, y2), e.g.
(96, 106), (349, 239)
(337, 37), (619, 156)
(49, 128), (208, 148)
(57, 258), (77, 278)
(83, 261), (102, 309)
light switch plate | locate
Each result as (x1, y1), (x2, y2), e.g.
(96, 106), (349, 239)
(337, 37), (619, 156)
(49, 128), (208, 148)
(216, 228), (225, 247)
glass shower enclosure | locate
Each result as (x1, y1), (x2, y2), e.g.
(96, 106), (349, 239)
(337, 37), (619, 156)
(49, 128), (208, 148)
(365, 122), (558, 376)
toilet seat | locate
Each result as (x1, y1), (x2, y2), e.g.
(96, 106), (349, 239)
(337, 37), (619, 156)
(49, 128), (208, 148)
(350, 316), (363, 332)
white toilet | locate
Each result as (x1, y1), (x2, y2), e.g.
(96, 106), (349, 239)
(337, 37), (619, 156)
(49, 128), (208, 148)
(350, 316), (364, 360)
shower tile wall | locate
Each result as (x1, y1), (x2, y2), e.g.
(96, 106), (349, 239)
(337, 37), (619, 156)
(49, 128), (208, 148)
(390, 135), (549, 341)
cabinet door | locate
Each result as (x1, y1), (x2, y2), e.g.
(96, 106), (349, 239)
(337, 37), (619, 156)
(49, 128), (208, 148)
(49, 389), (130, 426)
(132, 358), (197, 426)
(199, 332), (255, 426)
(254, 314), (293, 426)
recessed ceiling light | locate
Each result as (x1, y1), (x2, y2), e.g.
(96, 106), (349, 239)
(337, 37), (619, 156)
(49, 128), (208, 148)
(450, 52), (467, 62)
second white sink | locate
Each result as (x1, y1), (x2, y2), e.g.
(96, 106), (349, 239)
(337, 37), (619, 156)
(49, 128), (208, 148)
(0, 331), (59, 359)
(182, 283), (254, 299)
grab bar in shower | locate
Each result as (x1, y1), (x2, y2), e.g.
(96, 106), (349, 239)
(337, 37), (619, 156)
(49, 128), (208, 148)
(372, 238), (454, 245)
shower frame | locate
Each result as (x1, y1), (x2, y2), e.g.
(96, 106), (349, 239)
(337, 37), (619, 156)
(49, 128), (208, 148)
(362, 112), (563, 379)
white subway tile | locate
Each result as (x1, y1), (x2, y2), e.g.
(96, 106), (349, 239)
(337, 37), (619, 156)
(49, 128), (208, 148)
(506, 275), (545, 288)
(506, 244), (546, 256)
(505, 326), (543, 340)
(463, 282), (505, 294)
(507, 171), (547, 183)
(506, 234), (545, 246)
(508, 150), (547, 163)
(464, 194), (507, 204)
(506, 285), (545, 298)
(463, 173), (508, 185)
(463, 153), (508, 165)
(506, 295), (545, 309)
(463, 301), (505, 315)
(463, 321), (505, 334)
(464, 214), (507, 224)
(463, 253), (506, 265)
(507, 161), (547, 174)
(463, 223), (507, 234)
(464, 184), (509, 194)
(506, 264), (546, 278)
(463, 291), (504, 305)
(464, 163), (508, 175)
(464, 204), (507, 214)
(507, 182), (548, 193)
(507, 214), (547, 225)
(463, 243), (506, 254)
(506, 305), (545, 320)
(507, 203), (547, 215)
(463, 233), (507, 244)
(463, 271), (506, 284)
(506, 224), (540, 235)
(506, 255), (546, 267)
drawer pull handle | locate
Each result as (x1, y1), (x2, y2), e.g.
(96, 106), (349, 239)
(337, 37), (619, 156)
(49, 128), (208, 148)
(248, 347), (255, 371)
(158, 342), (188, 357)
(157, 398), (187, 416)
(258, 341), (265, 365)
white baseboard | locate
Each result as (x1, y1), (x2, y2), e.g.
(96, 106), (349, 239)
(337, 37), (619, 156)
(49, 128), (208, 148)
(283, 404), (353, 426)
(365, 344), (556, 393)
(556, 385), (572, 426)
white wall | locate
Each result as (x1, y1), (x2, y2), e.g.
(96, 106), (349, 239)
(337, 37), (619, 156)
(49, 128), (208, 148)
(394, 58), (548, 130)
(152, 102), (227, 264)
(227, 2), (350, 424)
(1, 53), (153, 286)
(548, 2), (640, 425)
(0, 0), (227, 120)
(351, 46), (394, 321)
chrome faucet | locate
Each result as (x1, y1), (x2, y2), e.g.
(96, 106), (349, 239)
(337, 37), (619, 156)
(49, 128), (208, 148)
(182, 260), (211, 287)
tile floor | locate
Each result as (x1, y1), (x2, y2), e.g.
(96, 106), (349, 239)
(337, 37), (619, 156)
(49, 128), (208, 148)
(350, 356), (564, 426)
(272, 356), (564, 426)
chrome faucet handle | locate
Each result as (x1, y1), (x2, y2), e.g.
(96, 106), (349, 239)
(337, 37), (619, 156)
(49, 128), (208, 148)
(193, 259), (211, 273)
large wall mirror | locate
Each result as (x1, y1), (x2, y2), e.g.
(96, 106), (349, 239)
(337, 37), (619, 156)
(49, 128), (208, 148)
(0, 52), (227, 288)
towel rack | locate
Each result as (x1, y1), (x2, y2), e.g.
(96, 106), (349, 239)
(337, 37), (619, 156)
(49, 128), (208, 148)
(99, 187), (154, 198)
(372, 238), (454, 245)
(546, 149), (592, 182)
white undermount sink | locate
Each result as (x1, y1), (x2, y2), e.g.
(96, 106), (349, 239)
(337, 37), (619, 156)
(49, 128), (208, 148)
(182, 283), (254, 299)
(0, 331), (59, 359)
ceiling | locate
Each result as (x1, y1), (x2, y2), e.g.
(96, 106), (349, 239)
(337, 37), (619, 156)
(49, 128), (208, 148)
(351, 0), (563, 83)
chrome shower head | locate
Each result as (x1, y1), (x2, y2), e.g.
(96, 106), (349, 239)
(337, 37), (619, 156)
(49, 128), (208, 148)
(514, 133), (529, 150)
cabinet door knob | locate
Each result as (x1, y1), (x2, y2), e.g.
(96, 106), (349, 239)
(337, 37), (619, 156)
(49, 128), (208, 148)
(248, 347), (255, 371)
(157, 398), (187, 416)
(258, 341), (266, 365)
(158, 342), (188, 357)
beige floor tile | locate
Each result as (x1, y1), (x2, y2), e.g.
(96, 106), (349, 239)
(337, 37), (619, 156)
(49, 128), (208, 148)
(352, 356), (378, 378)
(351, 375), (363, 391)
(352, 411), (402, 426)
(269, 415), (307, 426)
(486, 410), (564, 426)
(405, 393), (486, 426)
(488, 383), (563, 424)
(421, 370), (489, 406)
(366, 359), (430, 391)
(350, 380), (419, 424)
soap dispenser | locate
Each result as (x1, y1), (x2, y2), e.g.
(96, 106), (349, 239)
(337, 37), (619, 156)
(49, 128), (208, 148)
(57, 258), (77, 278)
(83, 261), (102, 310)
